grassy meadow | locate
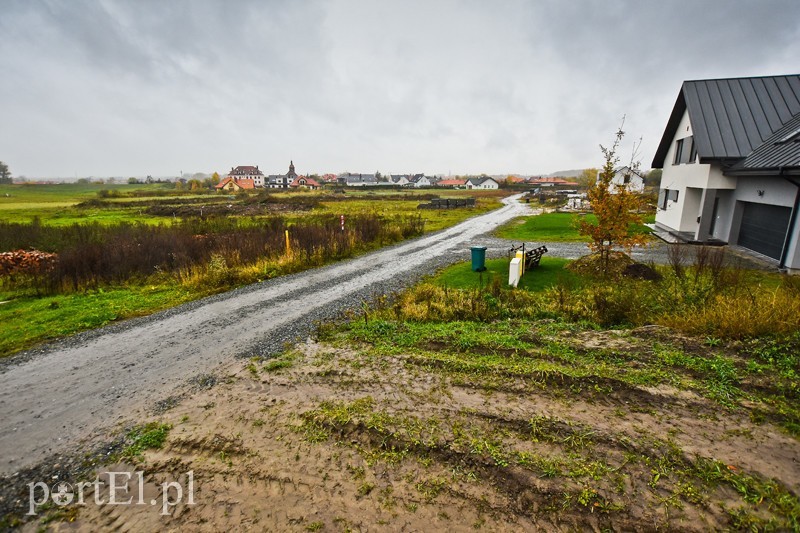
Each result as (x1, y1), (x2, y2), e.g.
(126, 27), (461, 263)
(0, 182), (179, 225)
(0, 182), (506, 357)
(0, 183), (505, 229)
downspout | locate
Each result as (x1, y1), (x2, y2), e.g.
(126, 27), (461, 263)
(780, 167), (800, 269)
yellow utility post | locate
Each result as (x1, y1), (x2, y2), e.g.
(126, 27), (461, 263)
(515, 250), (525, 277)
(285, 229), (291, 256)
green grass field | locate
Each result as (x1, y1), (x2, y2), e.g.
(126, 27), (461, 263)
(495, 212), (655, 242)
(0, 182), (185, 225)
(0, 284), (205, 356)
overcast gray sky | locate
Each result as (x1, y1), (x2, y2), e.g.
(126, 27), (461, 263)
(1, 0), (799, 178)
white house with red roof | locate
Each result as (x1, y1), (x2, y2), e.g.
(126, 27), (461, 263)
(215, 176), (256, 191)
(290, 176), (321, 190)
(437, 179), (467, 188)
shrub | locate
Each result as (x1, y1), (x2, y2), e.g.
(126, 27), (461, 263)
(660, 287), (800, 338)
(0, 213), (425, 294)
(367, 256), (794, 339)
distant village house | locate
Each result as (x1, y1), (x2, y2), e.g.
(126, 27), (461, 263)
(606, 166), (645, 193)
(215, 165), (261, 191)
(465, 177), (499, 190)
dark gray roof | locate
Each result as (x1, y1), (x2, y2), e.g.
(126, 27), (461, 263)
(344, 173), (377, 183)
(652, 75), (800, 167)
(614, 166), (644, 178)
(467, 177), (496, 185)
(727, 113), (800, 175)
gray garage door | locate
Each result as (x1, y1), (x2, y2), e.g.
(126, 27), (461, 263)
(738, 202), (792, 260)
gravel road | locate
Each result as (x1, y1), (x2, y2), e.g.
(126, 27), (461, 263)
(0, 195), (537, 476)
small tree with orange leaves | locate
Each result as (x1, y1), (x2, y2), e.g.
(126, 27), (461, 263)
(578, 123), (647, 274)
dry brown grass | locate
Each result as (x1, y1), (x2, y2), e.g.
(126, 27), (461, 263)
(660, 286), (800, 338)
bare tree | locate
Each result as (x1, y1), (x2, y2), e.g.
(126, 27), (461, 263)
(577, 119), (647, 273)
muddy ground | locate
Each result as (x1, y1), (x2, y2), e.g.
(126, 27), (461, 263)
(16, 325), (799, 532)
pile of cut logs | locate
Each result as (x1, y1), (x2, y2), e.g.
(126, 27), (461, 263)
(0, 250), (57, 276)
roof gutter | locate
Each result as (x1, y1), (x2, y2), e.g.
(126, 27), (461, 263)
(725, 166), (800, 178)
(780, 167), (800, 269)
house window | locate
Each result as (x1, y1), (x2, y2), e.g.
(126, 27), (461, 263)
(686, 136), (697, 163)
(658, 189), (680, 210)
(674, 136), (695, 164)
(673, 139), (684, 165)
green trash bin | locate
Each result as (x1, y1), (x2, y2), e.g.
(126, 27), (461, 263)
(471, 246), (487, 272)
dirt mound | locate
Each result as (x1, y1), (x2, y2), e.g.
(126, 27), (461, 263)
(566, 251), (634, 278)
(566, 252), (661, 281)
(622, 262), (662, 280)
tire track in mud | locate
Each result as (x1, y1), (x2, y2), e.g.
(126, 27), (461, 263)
(0, 195), (531, 475)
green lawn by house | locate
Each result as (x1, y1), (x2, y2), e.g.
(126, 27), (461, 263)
(495, 212), (655, 242)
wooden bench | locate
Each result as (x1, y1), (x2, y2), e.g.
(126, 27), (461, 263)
(525, 245), (548, 269)
(508, 244), (548, 272)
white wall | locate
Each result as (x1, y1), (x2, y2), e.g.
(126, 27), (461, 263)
(655, 109), (736, 232)
(610, 171), (644, 193)
(712, 190), (735, 240)
(734, 176), (797, 207)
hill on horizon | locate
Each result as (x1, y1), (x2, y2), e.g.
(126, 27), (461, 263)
(546, 169), (585, 178)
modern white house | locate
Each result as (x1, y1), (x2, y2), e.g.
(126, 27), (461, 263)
(414, 175), (438, 188)
(465, 177), (500, 190)
(389, 175), (410, 186)
(652, 74), (800, 271)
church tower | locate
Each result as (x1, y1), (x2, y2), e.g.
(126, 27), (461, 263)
(286, 160), (298, 185)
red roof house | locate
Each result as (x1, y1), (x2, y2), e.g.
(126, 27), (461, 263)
(437, 179), (467, 188)
(289, 176), (321, 190)
(215, 177), (256, 191)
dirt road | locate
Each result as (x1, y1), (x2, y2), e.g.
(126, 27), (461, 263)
(0, 195), (532, 475)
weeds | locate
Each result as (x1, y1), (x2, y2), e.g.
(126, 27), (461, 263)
(120, 422), (172, 459)
(0, 213), (425, 294)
